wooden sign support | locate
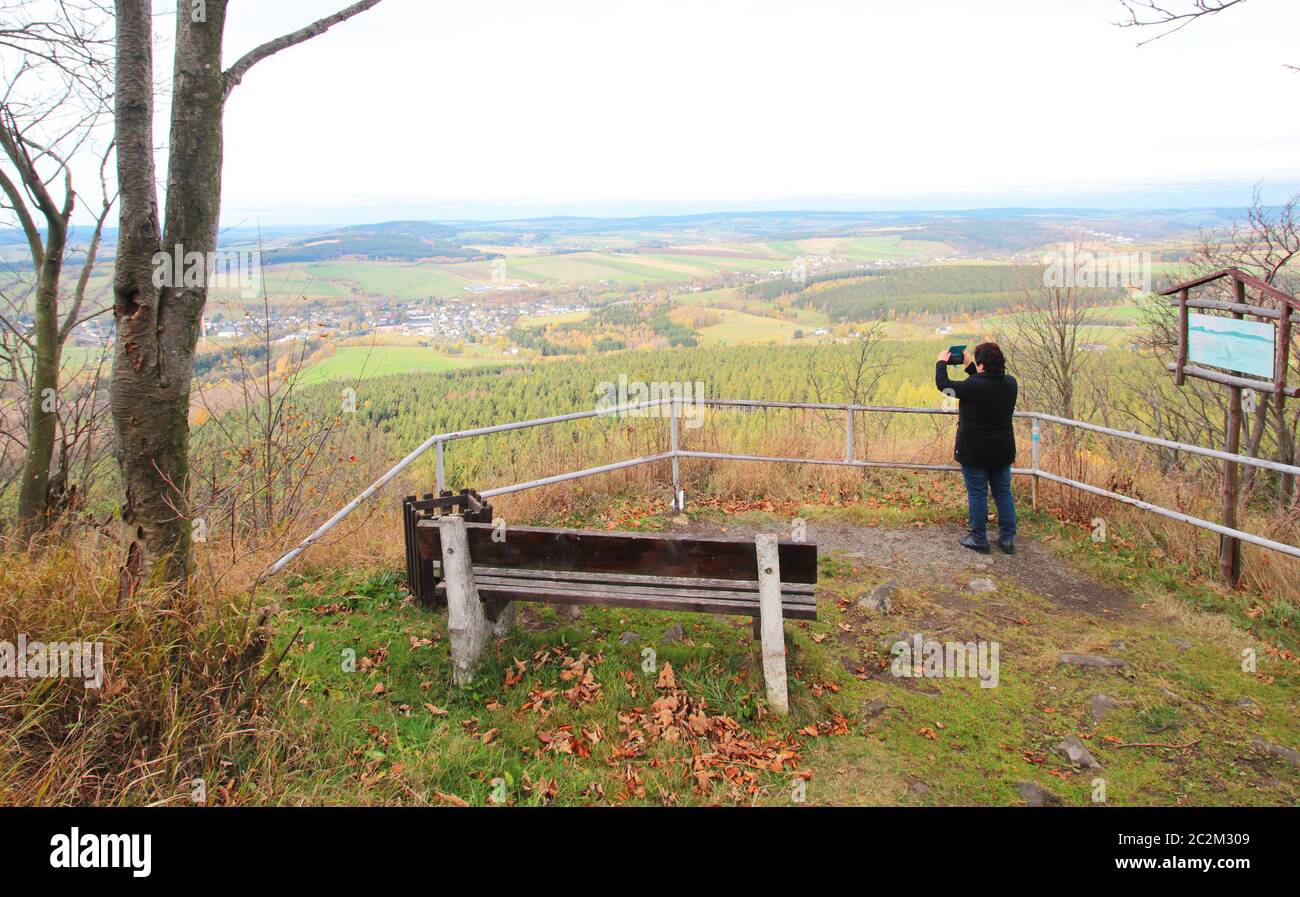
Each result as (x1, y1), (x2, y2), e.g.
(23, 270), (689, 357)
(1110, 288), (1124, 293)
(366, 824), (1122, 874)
(1159, 268), (1299, 586)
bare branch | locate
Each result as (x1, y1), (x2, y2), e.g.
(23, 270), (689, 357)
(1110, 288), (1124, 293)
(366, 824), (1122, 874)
(1114, 0), (1249, 46)
(222, 0), (385, 100)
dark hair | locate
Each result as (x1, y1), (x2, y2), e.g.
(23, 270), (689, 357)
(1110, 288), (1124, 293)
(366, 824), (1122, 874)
(974, 342), (1005, 373)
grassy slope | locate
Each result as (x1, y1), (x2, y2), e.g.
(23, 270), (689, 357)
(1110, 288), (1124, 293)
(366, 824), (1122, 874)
(298, 346), (498, 383)
(695, 309), (803, 345)
(265, 494), (1299, 806)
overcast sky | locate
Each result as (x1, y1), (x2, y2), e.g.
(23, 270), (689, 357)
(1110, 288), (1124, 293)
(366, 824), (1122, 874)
(67, 0), (1300, 223)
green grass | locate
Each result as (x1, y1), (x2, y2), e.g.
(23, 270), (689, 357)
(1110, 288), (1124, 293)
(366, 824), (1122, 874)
(298, 346), (500, 383)
(270, 569), (819, 805)
(298, 261), (476, 300)
(264, 498), (1299, 806)
(695, 308), (803, 345)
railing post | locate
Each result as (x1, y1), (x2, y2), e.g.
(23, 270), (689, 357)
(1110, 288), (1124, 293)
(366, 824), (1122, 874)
(435, 440), (446, 493)
(1031, 417), (1041, 511)
(670, 398), (683, 511)
(845, 407), (855, 463)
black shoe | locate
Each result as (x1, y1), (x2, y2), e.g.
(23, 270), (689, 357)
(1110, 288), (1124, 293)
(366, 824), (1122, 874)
(998, 540), (1015, 555)
(960, 534), (991, 554)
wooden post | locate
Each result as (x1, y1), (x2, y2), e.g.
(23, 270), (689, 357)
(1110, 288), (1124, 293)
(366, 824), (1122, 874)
(1030, 417), (1040, 511)
(669, 399), (682, 511)
(1221, 276), (1246, 586)
(1175, 288), (1189, 386)
(754, 534), (789, 716)
(438, 515), (491, 686)
(1222, 386), (1243, 585)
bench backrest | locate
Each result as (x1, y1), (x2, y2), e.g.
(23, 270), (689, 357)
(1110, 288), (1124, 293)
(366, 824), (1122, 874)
(415, 520), (817, 583)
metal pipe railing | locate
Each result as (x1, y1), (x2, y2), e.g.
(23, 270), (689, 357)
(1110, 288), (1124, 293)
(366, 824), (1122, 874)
(263, 398), (674, 576)
(263, 397), (1300, 578)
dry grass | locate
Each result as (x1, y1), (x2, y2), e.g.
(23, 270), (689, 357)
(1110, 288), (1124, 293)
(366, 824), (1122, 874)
(0, 535), (290, 805)
(1, 401), (1295, 805)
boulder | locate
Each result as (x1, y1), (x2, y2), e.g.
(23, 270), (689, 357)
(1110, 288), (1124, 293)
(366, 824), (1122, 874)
(1056, 735), (1103, 770)
(1015, 781), (1063, 807)
(1089, 693), (1122, 724)
(857, 580), (896, 613)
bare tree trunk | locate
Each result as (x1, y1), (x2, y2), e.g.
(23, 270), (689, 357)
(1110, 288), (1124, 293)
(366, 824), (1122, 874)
(111, 0), (384, 590)
(0, 2), (111, 534)
(112, 0), (218, 587)
(15, 220), (66, 528)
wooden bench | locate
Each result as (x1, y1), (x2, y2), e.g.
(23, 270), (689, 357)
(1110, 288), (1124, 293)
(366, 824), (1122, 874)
(402, 492), (817, 714)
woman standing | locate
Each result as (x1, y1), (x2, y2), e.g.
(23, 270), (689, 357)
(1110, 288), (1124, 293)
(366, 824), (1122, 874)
(935, 343), (1018, 554)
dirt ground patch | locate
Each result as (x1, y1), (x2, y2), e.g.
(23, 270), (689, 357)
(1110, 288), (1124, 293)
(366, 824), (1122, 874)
(676, 518), (1137, 618)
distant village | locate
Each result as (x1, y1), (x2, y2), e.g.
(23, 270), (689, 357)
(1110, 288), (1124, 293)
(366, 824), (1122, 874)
(193, 295), (588, 346)
(56, 247), (938, 357)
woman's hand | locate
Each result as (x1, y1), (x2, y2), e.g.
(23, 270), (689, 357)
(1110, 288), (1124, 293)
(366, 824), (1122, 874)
(963, 347), (975, 366)
(936, 349), (951, 363)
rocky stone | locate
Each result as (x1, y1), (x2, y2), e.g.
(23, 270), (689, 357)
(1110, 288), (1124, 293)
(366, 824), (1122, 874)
(618, 631), (642, 645)
(863, 698), (888, 718)
(1110, 640), (1128, 651)
(882, 631), (916, 649)
(1056, 735), (1103, 770)
(905, 777), (931, 796)
(662, 622), (684, 644)
(967, 577), (997, 593)
(1015, 781), (1063, 807)
(857, 580), (896, 613)
(1252, 737), (1300, 766)
(1057, 653), (1127, 670)
(1170, 638), (1193, 650)
(1089, 693), (1122, 724)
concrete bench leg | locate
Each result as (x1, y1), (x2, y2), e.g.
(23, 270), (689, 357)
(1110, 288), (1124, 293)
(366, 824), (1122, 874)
(438, 516), (491, 686)
(754, 533), (789, 716)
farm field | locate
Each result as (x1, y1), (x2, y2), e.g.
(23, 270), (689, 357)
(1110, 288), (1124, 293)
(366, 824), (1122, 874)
(298, 345), (504, 383)
(792, 235), (957, 260)
(502, 251), (780, 285)
(516, 309), (590, 327)
(292, 261), (477, 300)
(695, 308), (804, 345)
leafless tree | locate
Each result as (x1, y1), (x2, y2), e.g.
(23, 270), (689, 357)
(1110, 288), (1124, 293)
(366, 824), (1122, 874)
(186, 281), (377, 593)
(806, 322), (895, 407)
(1126, 188), (1300, 506)
(1114, 1), (1295, 70)
(805, 322), (897, 459)
(111, 0), (385, 591)
(1000, 239), (1104, 420)
(0, 0), (115, 533)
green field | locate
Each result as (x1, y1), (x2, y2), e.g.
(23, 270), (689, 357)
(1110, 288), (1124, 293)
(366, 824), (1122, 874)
(299, 346), (502, 383)
(294, 261), (476, 300)
(501, 250), (778, 286)
(794, 235), (956, 261)
(516, 309), (590, 327)
(694, 308), (804, 345)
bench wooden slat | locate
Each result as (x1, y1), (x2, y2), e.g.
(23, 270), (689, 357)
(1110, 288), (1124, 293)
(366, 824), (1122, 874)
(468, 565), (816, 598)
(415, 520), (817, 584)
(435, 580), (818, 621)
(469, 571), (816, 607)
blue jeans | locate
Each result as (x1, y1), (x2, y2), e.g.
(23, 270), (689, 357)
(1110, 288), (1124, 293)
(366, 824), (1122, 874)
(960, 463), (1017, 545)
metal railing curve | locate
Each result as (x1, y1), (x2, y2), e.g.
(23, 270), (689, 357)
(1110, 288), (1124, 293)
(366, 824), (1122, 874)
(264, 398), (1300, 578)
